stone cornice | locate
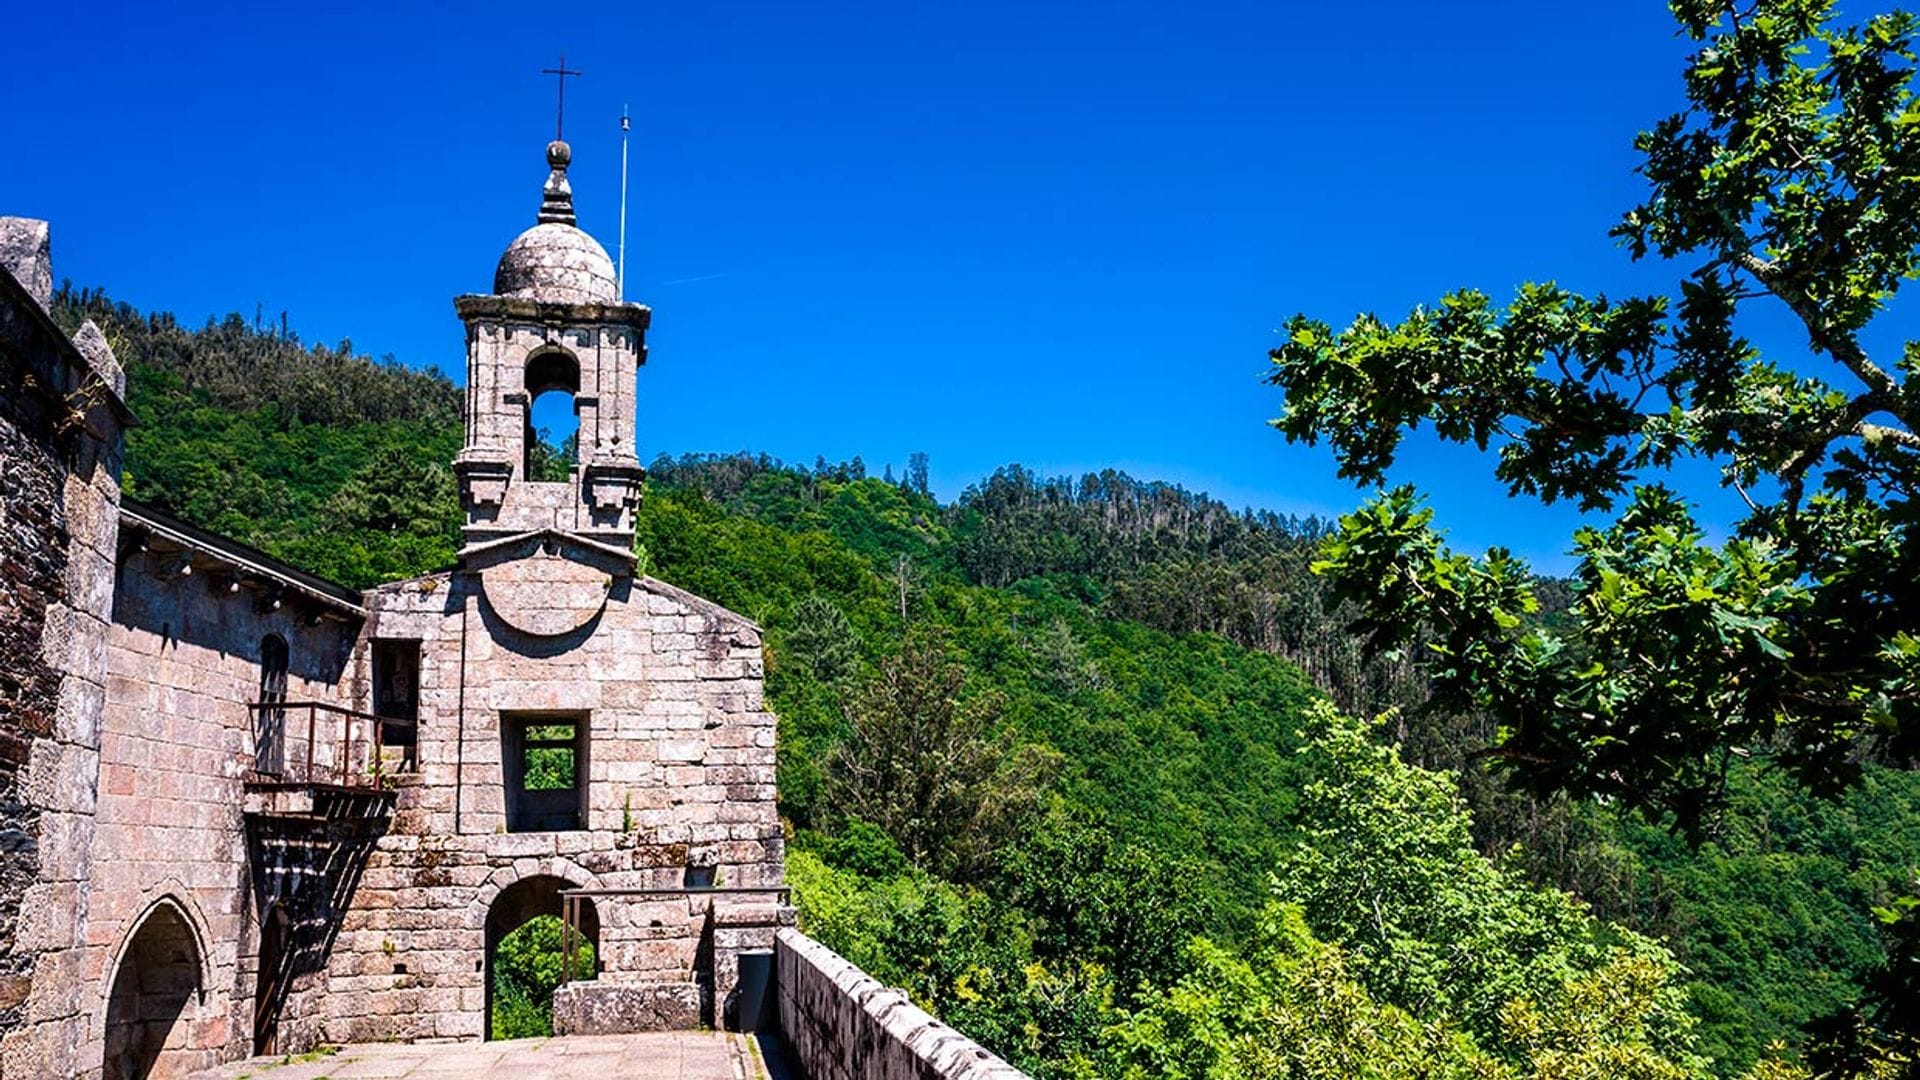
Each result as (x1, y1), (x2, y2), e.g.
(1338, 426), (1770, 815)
(453, 293), (652, 331)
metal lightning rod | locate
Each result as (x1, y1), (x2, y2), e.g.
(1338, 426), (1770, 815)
(618, 105), (631, 301)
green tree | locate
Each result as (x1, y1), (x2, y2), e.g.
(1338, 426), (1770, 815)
(323, 445), (458, 538)
(1079, 706), (1815, 1080)
(1269, 0), (1920, 828)
(829, 628), (1061, 882)
(1030, 617), (1106, 695)
(1080, 908), (1492, 1080)
(998, 812), (1215, 999)
(1083, 905), (1753, 1080)
(490, 915), (594, 1040)
(1275, 704), (1699, 1062)
(907, 450), (932, 496)
(526, 427), (576, 483)
(1804, 885), (1920, 1076)
(784, 594), (861, 684)
(1266, 0), (1920, 1062)
(280, 444), (461, 587)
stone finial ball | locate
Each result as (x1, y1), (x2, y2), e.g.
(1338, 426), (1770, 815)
(547, 140), (572, 168)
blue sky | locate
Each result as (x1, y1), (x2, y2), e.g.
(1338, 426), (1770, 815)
(3, 1), (1730, 568)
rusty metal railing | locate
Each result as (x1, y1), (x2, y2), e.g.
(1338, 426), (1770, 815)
(557, 885), (793, 985)
(246, 700), (414, 789)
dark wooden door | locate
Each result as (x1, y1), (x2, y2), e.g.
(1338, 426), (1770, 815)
(252, 902), (289, 1055)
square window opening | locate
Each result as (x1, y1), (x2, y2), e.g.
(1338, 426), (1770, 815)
(503, 713), (587, 832)
(372, 640), (421, 770)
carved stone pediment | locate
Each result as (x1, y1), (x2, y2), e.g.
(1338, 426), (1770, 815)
(460, 530), (633, 638)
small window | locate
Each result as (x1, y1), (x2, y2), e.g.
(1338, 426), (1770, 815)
(256, 635), (289, 775)
(372, 639), (420, 769)
(503, 714), (587, 832)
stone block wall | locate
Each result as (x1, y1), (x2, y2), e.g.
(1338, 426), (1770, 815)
(0, 251), (77, 1065)
(0, 218), (127, 1079)
(85, 558), (360, 1074)
(323, 566), (784, 1041)
(774, 930), (1028, 1080)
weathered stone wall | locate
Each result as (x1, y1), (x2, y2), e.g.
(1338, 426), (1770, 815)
(774, 930), (1029, 1080)
(324, 561), (783, 1042)
(83, 557), (360, 1075)
(0, 218), (127, 1079)
(0, 269), (74, 1058)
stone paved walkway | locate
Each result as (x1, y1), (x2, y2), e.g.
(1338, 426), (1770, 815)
(194, 1032), (774, 1080)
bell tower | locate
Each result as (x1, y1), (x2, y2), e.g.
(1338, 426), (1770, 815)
(452, 138), (648, 548)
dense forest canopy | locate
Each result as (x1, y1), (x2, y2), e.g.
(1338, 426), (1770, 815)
(50, 279), (1920, 1077)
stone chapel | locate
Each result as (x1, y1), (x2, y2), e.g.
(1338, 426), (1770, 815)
(0, 136), (797, 1076)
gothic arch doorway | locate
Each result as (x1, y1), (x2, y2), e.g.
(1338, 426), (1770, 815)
(483, 874), (597, 1040)
(103, 900), (205, 1080)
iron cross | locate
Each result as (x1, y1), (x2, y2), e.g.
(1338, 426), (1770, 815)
(541, 54), (583, 141)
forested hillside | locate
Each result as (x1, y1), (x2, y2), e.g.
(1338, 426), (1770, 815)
(52, 285), (1920, 1076)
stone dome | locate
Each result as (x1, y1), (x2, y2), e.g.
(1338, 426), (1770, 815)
(491, 139), (619, 305)
(494, 222), (617, 304)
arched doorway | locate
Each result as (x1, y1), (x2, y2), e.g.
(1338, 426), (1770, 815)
(484, 875), (597, 1040)
(253, 902), (290, 1055)
(103, 901), (204, 1080)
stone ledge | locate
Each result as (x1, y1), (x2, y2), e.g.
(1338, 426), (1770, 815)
(453, 292), (652, 330)
(775, 929), (1029, 1080)
(552, 980), (705, 1034)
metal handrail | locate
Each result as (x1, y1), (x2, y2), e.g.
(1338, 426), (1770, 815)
(246, 700), (412, 790)
(557, 885), (792, 985)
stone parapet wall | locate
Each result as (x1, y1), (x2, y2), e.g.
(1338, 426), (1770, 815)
(774, 930), (1028, 1080)
(547, 897), (793, 1036)
(552, 978), (704, 1034)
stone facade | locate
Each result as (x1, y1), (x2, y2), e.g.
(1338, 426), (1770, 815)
(312, 140), (786, 1047)
(3, 134), (1015, 1080)
(89, 512), (366, 1076)
(324, 560), (785, 1044)
(0, 217), (130, 1079)
(1, 134), (792, 1078)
